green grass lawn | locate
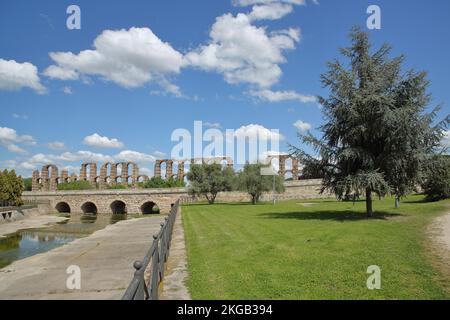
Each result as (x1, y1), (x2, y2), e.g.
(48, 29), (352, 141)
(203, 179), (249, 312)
(182, 195), (450, 299)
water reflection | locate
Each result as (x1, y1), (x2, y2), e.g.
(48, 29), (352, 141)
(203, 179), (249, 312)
(0, 213), (132, 269)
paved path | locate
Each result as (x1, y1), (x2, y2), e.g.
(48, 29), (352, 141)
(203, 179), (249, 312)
(160, 209), (191, 300)
(0, 216), (166, 300)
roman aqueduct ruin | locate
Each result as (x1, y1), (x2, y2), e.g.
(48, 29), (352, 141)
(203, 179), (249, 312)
(31, 155), (301, 192)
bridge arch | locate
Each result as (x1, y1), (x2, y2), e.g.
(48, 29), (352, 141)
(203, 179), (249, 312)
(81, 202), (98, 214)
(140, 201), (160, 214)
(110, 200), (127, 214)
(55, 202), (71, 213)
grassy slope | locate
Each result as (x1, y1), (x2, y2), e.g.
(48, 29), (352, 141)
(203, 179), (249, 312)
(182, 195), (450, 299)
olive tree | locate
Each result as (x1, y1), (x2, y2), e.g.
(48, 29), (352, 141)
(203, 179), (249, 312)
(237, 163), (284, 205)
(187, 163), (235, 204)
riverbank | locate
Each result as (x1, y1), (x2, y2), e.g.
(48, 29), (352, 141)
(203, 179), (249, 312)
(0, 213), (68, 238)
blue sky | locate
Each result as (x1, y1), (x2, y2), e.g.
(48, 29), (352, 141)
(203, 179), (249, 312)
(1, 0), (449, 177)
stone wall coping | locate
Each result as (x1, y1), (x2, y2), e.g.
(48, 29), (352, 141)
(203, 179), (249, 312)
(283, 179), (322, 187)
(23, 187), (187, 197)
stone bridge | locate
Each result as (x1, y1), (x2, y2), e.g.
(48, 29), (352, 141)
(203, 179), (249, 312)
(22, 188), (186, 215)
(22, 179), (329, 215)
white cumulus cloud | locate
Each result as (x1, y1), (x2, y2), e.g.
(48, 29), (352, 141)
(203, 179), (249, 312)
(153, 150), (166, 158)
(249, 89), (316, 103)
(47, 141), (66, 150)
(62, 86), (73, 94)
(248, 2), (294, 21)
(114, 150), (156, 163)
(44, 27), (184, 90)
(233, 0), (306, 6)
(293, 120), (311, 132)
(186, 13), (300, 89)
(233, 124), (284, 141)
(0, 59), (46, 94)
(43, 65), (79, 80)
(83, 133), (124, 149)
(0, 126), (33, 143)
(7, 144), (27, 153)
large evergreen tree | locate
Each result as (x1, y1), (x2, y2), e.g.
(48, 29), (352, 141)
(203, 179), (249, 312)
(292, 28), (449, 217)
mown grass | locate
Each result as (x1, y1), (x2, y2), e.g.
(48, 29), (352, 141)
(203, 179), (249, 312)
(182, 195), (450, 299)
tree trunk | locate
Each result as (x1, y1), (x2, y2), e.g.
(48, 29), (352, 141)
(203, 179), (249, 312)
(206, 194), (215, 204)
(210, 193), (217, 204)
(251, 195), (257, 205)
(365, 188), (373, 217)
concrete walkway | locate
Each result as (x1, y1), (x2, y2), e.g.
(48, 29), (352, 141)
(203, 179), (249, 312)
(160, 209), (191, 300)
(0, 215), (165, 300)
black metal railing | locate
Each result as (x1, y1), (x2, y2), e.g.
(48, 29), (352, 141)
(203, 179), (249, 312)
(122, 200), (180, 300)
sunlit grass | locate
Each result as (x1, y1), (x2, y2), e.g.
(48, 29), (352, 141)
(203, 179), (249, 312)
(182, 195), (450, 299)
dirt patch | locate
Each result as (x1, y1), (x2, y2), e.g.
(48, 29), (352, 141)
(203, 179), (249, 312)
(427, 212), (450, 294)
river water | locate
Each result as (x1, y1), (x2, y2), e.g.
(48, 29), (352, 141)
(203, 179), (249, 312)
(0, 213), (135, 269)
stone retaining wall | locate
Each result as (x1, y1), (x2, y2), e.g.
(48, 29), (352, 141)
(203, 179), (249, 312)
(215, 179), (331, 203)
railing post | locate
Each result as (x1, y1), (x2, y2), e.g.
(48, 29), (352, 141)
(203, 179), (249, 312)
(159, 222), (166, 280)
(150, 234), (159, 300)
(134, 260), (149, 300)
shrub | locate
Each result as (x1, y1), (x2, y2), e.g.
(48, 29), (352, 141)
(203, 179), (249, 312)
(22, 177), (32, 191)
(422, 155), (450, 201)
(139, 177), (185, 189)
(57, 180), (94, 191)
(106, 184), (128, 190)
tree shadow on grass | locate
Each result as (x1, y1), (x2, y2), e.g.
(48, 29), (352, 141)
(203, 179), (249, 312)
(401, 198), (429, 204)
(258, 210), (403, 222)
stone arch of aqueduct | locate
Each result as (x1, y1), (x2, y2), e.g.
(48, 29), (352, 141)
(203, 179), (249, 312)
(24, 155), (313, 215)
